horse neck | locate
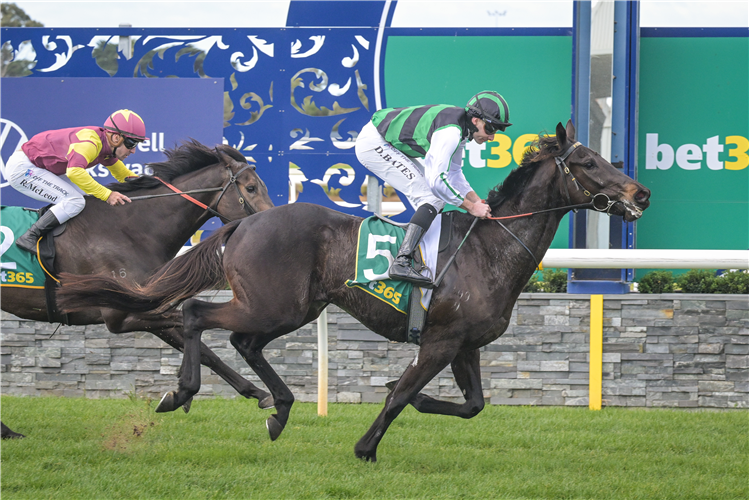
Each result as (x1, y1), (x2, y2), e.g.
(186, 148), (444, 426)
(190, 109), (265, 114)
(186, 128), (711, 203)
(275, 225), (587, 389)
(131, 165), (227, 257)
(483, 160), (570, 271)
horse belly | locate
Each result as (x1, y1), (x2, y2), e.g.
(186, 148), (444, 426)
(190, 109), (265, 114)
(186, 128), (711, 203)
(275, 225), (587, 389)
(1, 288), (48, 321)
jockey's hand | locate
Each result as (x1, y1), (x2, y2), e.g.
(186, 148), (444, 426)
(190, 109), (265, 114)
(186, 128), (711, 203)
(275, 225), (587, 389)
(107, 191), (131, 206)
(466, 199), (491, 219)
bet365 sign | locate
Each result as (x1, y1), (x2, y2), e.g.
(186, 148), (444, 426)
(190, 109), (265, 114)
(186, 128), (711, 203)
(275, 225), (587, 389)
(646, 133), (748, 171)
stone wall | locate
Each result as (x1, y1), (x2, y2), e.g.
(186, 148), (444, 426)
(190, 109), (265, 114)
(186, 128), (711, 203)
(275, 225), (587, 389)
(2, 292), (747, 408)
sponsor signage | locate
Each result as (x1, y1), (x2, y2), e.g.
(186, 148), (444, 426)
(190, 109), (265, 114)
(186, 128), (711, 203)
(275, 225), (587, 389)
(638, 33), (749, 252)
(1, 78), (223, 209)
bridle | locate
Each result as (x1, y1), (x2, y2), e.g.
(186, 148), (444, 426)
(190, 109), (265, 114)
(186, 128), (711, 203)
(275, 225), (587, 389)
(437, 142), (625, 278)
(555, 141), (619, 215)
(154, 163), (257, 223)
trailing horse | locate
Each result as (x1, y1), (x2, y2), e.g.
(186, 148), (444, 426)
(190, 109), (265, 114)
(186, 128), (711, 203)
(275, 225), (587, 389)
(57, 121), (651, 460)
(1, 140), (275, 438)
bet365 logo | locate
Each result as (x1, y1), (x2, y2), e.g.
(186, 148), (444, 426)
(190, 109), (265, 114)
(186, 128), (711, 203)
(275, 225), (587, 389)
(646, 133), (748, 171)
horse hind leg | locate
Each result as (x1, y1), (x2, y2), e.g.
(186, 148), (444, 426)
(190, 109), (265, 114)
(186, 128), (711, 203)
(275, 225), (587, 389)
(156, 298), (242, 413)
(404, 348), (485, 418)
(230, 332), (295, 442)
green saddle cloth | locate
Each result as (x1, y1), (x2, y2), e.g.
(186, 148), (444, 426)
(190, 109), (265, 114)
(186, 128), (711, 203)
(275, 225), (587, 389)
(0, 206), (47, 289)
(345, 216), (413, 314)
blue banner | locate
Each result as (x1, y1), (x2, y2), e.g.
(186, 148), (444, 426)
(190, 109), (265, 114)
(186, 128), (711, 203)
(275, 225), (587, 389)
(0, 77), (223, 210)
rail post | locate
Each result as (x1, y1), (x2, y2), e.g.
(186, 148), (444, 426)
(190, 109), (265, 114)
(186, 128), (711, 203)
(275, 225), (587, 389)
(589, 294), (604, 410)
(317, 308), (329, 416)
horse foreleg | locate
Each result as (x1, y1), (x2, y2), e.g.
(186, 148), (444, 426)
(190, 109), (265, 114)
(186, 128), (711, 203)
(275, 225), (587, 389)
(406, 348), (485, 418)
(230, 332), (294, 442)
(1, 421), (25, 439)
(104, 310), (272, 407)
(152, 326), (271, 406)
(355, 342), (458, 462)
(155, 298), (214, 413)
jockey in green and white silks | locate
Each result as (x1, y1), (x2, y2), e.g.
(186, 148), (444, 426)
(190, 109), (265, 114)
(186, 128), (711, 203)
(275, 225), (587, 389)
(355, 91), (512, 287)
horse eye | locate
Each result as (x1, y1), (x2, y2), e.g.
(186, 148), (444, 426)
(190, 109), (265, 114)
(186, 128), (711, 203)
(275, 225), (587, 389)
(245, 185), (256, 193)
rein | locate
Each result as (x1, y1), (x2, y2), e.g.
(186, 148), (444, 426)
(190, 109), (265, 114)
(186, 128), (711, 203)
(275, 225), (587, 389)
(130, 163), (256, 223)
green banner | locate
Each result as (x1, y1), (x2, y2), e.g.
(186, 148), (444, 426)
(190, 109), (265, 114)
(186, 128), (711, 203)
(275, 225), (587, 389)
(638, 35), (749, 254)
(383, 34), (573, 248)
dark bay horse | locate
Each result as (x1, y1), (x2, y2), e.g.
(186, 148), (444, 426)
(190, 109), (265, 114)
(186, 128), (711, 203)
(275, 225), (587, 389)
(1, 141), (275, 438)
(57, 121), (651, 461)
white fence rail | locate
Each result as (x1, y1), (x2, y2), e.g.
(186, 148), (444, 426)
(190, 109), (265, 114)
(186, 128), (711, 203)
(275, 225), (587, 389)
(541, 249), (749, 269)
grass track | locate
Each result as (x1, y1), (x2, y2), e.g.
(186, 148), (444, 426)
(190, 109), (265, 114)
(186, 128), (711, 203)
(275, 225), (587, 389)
(1, 396), (746, 499)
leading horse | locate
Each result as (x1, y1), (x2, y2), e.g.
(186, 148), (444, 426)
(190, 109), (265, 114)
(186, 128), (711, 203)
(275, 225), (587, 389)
(57, 121), (651, 461)
(1, 140), (275, 438)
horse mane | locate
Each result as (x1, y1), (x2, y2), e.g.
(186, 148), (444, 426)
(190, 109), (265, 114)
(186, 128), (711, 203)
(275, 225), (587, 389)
(109, 140), (247, 193)
(486, 133), (563, 209)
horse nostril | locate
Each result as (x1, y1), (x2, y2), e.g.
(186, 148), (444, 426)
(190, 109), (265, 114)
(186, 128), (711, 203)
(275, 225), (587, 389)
(635, 189), (651, 204)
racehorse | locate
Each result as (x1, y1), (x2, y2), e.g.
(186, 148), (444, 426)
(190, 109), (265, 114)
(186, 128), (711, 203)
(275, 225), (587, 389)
(1, 140), (275, 439)
(57, 121), (651, 461)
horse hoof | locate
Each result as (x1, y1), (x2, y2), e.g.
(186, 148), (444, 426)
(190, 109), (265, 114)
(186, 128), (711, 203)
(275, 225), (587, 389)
(354, 448), (377, 462)
(265, 415), (284, 441)
(182, 397), (192, 414)
(155, 392), (177, 413)
(258, 395), (275, 410)
(1, 431), (25, 439)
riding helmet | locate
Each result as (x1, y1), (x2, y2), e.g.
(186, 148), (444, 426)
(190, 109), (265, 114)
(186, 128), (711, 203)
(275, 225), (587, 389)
(465, 91), (512, 132)
(104, 109), (147, 141)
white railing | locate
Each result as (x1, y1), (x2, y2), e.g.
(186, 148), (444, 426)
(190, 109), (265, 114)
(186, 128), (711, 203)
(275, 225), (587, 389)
(541, 249), (749, 269)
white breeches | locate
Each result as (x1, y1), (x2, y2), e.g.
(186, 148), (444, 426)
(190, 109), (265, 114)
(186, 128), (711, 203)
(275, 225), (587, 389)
(355, 122), (446, 212)
(3, 150), (85, 223)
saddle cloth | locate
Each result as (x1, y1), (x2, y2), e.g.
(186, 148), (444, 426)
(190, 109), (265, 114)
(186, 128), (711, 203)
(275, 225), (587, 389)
(0, 206), (46, 289)
(345, 214), (441, 314)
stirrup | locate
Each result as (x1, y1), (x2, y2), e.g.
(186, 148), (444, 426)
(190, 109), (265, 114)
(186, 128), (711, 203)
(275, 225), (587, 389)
(389, 260), (434, 288)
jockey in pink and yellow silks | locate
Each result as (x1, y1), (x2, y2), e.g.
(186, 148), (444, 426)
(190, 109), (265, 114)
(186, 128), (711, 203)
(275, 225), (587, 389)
(3, 109), (147, 253)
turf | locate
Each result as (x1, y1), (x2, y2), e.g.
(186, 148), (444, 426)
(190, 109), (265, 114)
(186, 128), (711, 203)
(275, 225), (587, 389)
(1, 396), (746, 499)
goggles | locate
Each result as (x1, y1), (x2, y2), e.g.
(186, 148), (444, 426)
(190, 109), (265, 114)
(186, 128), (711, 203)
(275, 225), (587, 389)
(122, 136), (143, 150)
(482, 119), (506, 135)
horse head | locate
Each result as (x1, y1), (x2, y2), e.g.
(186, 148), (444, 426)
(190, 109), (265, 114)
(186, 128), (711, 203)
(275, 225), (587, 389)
(212, 145), (274, 219)
(554, 120), (650, 221)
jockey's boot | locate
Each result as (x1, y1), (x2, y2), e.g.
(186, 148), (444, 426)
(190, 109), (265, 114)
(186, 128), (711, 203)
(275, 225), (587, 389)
(15, 210), (60, 254)
(388, 223), (433, 288)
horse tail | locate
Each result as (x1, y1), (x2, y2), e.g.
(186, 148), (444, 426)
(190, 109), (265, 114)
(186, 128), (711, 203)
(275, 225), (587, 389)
(57, 220), (243, 313)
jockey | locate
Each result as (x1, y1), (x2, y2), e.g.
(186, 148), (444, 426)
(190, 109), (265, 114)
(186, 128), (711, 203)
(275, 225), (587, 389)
(4, 109), (147, 253)
(355, 91), (512, 287)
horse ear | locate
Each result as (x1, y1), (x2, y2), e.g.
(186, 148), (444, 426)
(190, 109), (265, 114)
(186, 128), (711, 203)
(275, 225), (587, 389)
(555, 122), (567, 147)
(217, 150), (239, 168)
(565, 120), (576, 142)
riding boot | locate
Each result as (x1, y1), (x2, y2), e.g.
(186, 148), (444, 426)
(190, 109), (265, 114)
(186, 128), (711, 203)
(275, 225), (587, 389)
(388, 223), (433, 287)
(15, 210), (60, 254)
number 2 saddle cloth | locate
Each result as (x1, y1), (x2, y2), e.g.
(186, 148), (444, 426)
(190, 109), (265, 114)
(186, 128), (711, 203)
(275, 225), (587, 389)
(345, 214), (441, 314)
(0, 206), (48, 290)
